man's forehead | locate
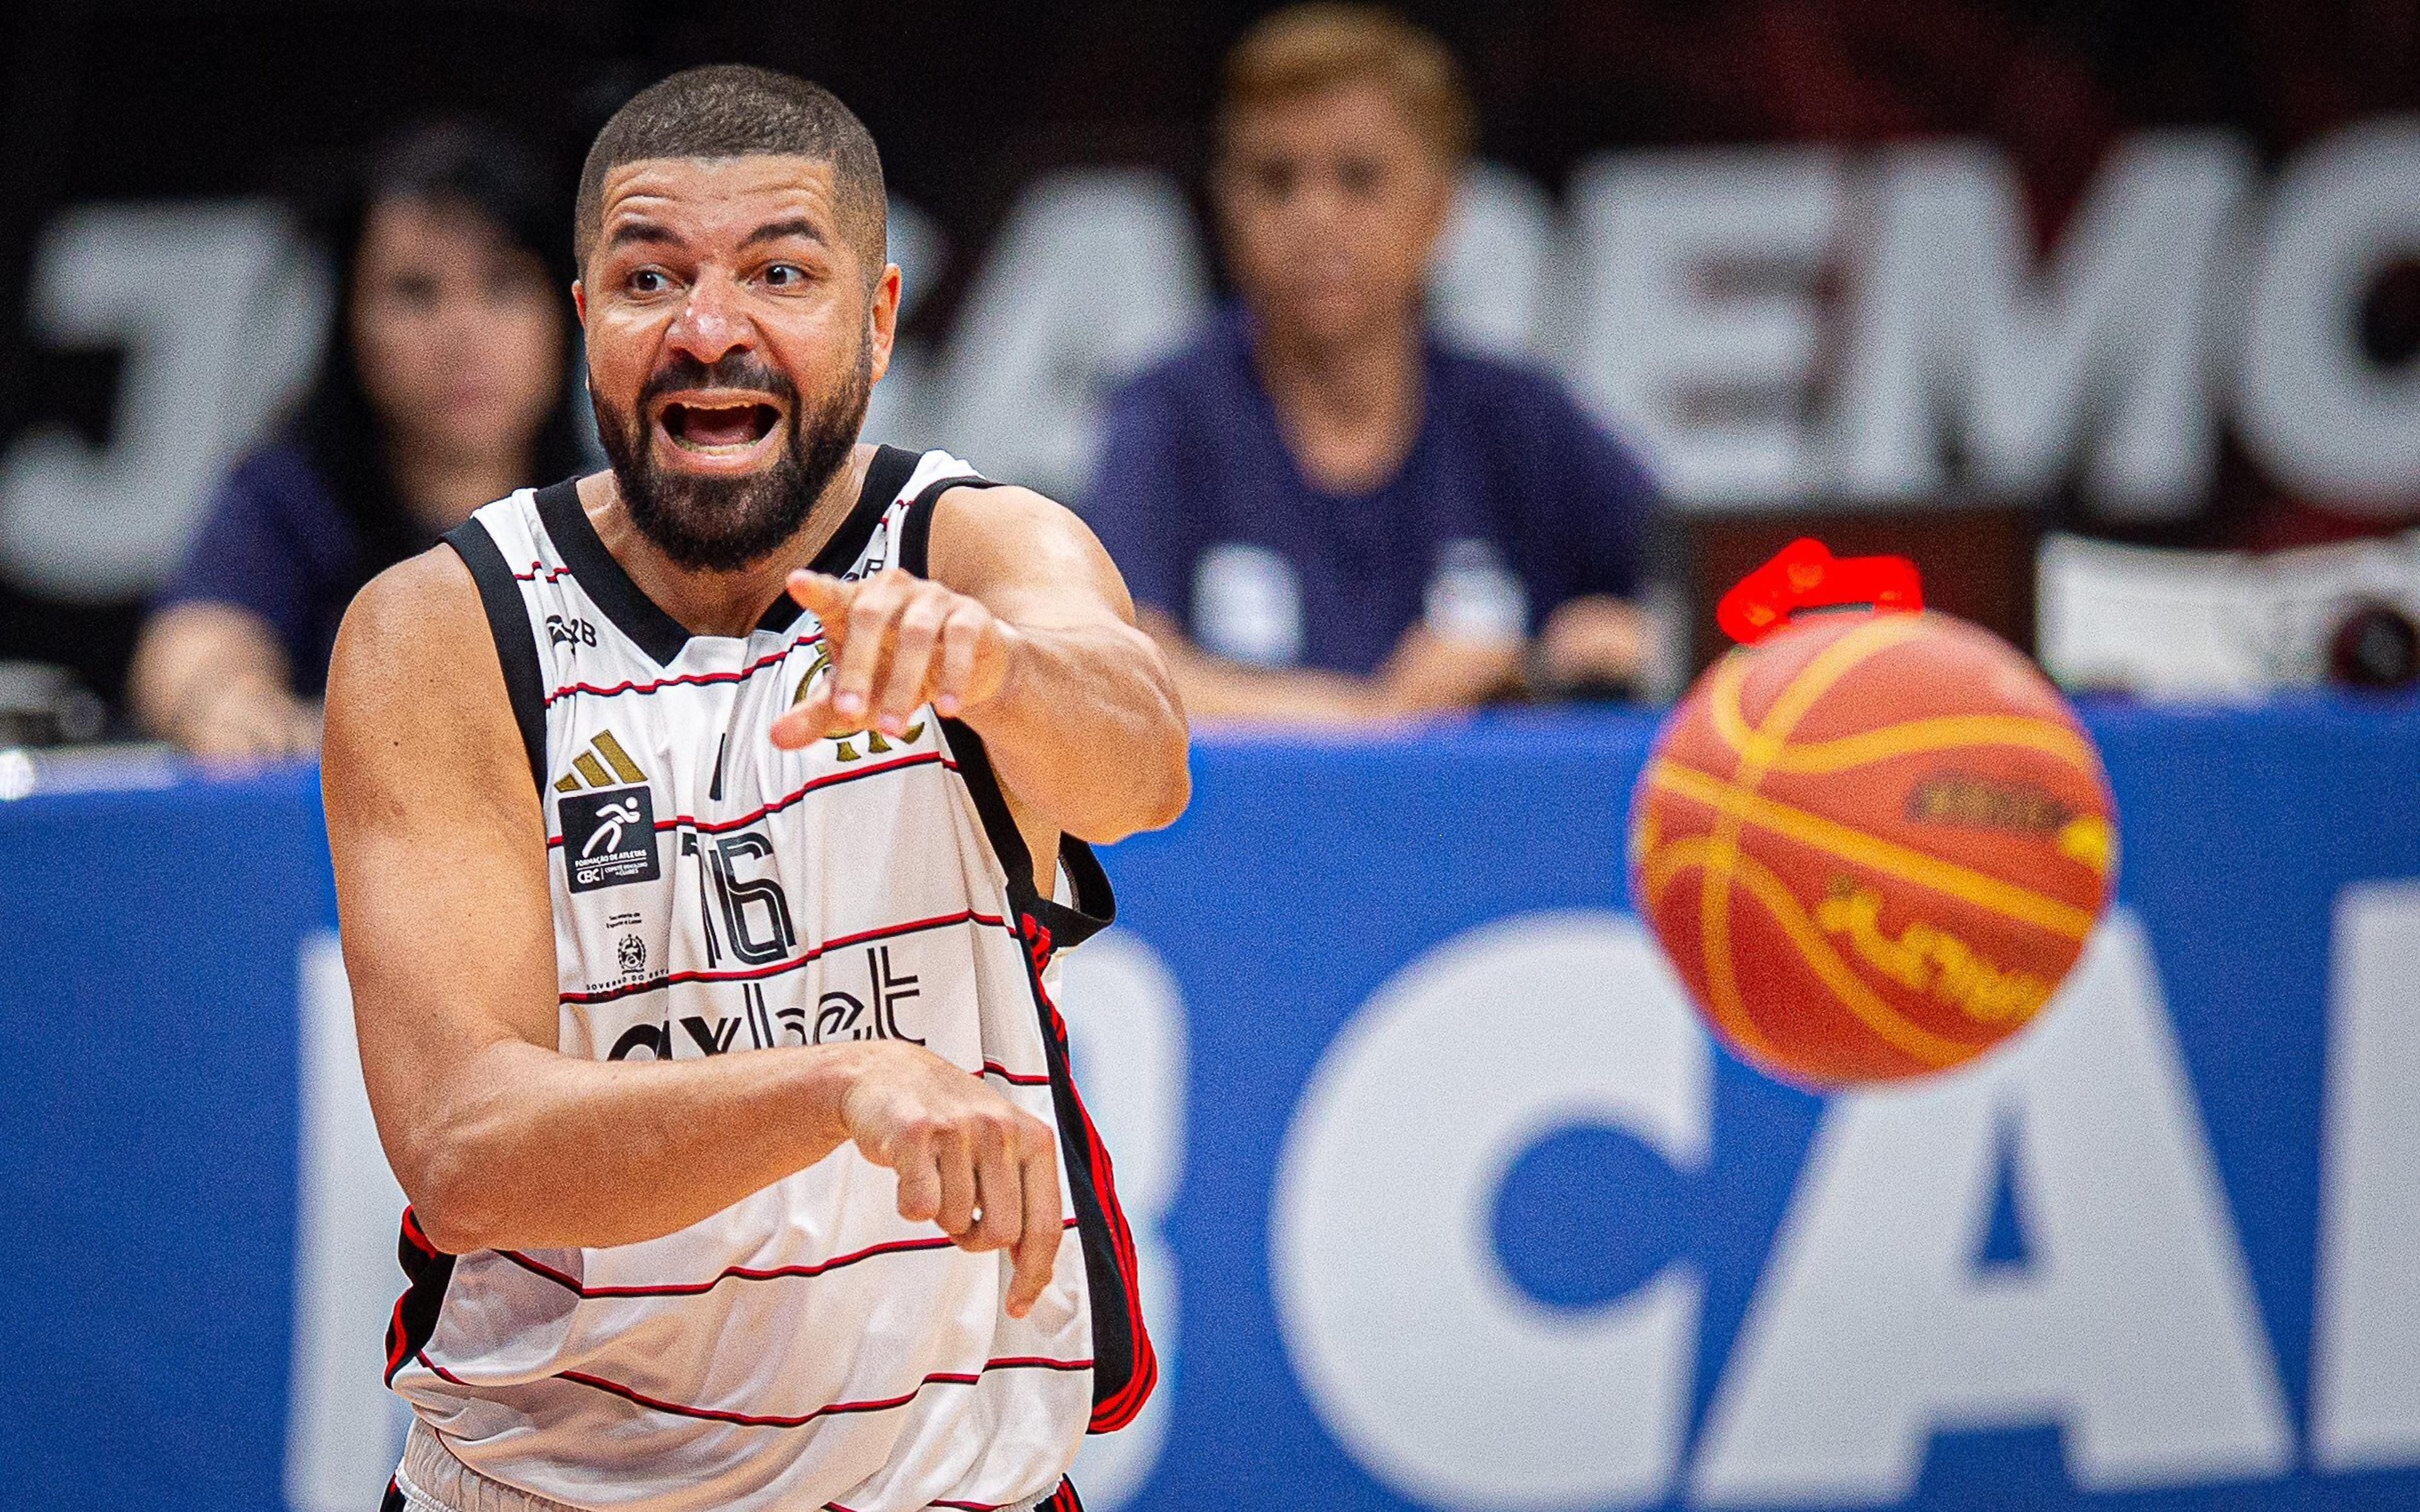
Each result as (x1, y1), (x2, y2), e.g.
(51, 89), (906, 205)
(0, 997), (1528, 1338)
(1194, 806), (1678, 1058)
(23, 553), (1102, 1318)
(1229, 80), (1422, 151)
(599, 154), (841, 229)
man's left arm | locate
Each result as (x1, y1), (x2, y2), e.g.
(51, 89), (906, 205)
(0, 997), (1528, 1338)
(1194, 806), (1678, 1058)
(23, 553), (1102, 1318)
(771, 485), (1191, 845)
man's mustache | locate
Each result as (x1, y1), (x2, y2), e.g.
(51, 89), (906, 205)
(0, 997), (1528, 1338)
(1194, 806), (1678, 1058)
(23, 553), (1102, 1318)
(638, 353), (798, 408)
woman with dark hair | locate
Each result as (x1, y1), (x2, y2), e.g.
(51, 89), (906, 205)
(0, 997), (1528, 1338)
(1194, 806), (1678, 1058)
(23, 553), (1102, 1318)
(132, 120), (584, 758)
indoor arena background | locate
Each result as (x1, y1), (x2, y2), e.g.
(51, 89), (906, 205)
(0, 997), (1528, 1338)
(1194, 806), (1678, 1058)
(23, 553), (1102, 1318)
(4, 3), (2420, 1509)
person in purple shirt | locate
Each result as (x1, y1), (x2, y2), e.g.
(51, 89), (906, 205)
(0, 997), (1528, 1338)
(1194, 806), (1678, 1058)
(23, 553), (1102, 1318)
(130, 122), (587, 759)
(1086, 5), (1654, 723)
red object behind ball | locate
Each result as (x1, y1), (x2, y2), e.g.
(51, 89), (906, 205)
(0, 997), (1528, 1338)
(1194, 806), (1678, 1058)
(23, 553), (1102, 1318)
(1629, 610), (2116, 1088)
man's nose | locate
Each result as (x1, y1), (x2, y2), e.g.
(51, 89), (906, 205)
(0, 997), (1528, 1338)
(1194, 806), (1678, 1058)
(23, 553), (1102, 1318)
(664, 274), (753, 365)
(1289, 175), (1348, 236)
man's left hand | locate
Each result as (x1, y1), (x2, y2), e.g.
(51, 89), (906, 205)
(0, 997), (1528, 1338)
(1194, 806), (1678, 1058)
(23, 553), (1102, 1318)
(771, 568), (1015, 749)
(1535, 594), (1645, 691)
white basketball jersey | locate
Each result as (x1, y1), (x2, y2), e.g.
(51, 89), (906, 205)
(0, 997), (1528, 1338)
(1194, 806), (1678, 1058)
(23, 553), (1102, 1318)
(384, 447), (1155, 1512)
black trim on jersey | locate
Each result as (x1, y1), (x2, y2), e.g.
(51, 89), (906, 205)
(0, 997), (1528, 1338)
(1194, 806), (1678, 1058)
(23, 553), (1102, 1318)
(939, 721), (1115, 948)
(894, 472), (945, 576)
(896, 478), (1146, 1421)
(897, 478), (1114, 943)
(534, 477), (692, 666)
(892, 464), (1010, 582)
(442, 515), (550, 794)
(381, 1478), (405, 1512)
(534, 448), (928, 663)
(383, 1207), (456, 1387)
(1030, 953), (1151, 1428)
(941, 719), (1140, 1426)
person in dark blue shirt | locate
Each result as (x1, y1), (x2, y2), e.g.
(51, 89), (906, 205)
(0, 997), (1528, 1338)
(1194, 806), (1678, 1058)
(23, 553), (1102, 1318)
(1086, 5), (1655, 723)
(132, 122), (586, 759)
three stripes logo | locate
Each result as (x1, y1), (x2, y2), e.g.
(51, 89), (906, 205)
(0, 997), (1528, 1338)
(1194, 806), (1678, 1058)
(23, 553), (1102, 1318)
(555, 730), (662, 893)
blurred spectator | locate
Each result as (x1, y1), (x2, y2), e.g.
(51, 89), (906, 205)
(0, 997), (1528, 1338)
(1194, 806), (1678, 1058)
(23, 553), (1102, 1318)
(1085, 4), (1656, 724)
(130, 120), (585, 759)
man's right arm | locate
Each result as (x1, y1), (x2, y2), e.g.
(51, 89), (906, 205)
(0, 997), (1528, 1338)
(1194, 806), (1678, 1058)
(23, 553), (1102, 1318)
(323, 548), (1065, 1314)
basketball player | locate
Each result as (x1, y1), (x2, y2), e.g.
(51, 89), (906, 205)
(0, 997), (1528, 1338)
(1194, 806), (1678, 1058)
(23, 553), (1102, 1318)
(321, 66), (1189, 1512)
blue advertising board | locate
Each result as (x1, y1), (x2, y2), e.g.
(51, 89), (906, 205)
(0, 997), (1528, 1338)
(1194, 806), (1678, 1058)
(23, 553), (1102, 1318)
(3, 701), (2419, 1511)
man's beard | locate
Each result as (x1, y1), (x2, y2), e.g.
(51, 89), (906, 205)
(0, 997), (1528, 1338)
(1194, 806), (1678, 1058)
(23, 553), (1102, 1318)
(592, 340), (872, 573)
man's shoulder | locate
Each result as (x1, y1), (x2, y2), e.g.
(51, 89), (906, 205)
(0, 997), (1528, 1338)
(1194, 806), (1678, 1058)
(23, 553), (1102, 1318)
(1428, 340), (1587, 418)
(334, 545), (489, 685)
(1427, 339), (1654, 486)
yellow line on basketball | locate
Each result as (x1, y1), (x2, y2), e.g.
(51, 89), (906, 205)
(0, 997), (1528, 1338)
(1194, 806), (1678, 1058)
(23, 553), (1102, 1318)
(1748, 713), (2097, 775)
(1697, 615), (1929, 1056)
(1650, 759), (2097, 940)
(1698, 827), (1754, 1057)
(1644, 837), (1971, 1067)
(1712, 843), (1975, 1067)
(1639, 839), (1782, 1062)
(1703, 618), (2096, 776)
(1742, 614), (1926, 764)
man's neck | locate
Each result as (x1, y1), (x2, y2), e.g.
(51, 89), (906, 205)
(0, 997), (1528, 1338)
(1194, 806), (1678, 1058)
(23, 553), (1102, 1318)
(575, 444), (874, 639)
(1253, 309), (1424, 493)
(1258, 312), (1419, 416)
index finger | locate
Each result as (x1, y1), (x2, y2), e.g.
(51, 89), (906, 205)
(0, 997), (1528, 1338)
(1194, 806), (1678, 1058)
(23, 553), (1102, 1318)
(788, 570), (854, 622)
(1005, 1130), (1064, 1318)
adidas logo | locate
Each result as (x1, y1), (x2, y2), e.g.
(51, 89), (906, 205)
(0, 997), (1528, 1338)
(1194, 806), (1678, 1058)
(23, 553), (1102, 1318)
(555, 730), (648, 793)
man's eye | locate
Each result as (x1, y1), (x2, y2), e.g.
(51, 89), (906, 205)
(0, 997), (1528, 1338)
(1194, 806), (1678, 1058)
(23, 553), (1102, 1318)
(384, 273), (441, 307)
(1338, 159), (1385, 197)
(1253, 162), (1298, 200)
(763, 263), (807, 287)
(626, 269), (671, 295)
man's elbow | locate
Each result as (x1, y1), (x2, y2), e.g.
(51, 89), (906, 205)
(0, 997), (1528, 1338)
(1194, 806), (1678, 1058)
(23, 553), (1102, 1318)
(402, 1133), (514, 1254)
(1075, 746), (1190, 844)
(1146, 753), (1192, 830)
(1130, 756), (1192, 835)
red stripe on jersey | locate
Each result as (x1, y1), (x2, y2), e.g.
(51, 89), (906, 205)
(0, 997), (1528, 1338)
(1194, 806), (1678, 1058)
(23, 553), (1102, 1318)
(544, 633), (821, 706)
(544, 750), (956, 849)
(383, 1292), (412, 1380)
(551, 1355), (1093, 1429)
(1032, 967), (1160, 1432)
(981, 1060), (1052, 1087)
(495, 1217), (1078, 1299)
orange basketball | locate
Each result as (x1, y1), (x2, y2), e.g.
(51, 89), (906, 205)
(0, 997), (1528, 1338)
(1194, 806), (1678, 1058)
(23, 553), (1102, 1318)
(1629, 609), (2116, 1088)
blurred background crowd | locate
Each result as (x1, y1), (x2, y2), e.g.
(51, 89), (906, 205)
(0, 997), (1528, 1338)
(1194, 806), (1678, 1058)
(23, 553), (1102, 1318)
(3, 0), (2418, 760)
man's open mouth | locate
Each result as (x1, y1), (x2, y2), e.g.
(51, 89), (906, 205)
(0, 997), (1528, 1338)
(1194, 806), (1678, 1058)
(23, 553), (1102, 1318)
(657, 399), (782, 452)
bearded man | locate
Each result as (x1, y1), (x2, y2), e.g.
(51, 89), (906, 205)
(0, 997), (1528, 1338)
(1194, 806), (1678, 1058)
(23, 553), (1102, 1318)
(322, 64), (1187, 1512)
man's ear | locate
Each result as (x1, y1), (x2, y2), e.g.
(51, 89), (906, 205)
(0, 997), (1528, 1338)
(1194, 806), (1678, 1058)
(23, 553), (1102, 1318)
(866, 263), (902, 386)
(571, 280), (588, 328)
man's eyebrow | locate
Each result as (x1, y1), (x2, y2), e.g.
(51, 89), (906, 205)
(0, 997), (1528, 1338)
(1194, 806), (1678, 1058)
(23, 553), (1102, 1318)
(741, 217), (828, 249)
(604, 219), (683, 252)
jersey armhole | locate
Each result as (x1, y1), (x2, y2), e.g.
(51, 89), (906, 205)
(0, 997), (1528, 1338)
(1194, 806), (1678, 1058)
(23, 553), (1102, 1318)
(440, 515), (548, 794)
(901, 474), (1117, 947)
(894, 469), (1000, 581)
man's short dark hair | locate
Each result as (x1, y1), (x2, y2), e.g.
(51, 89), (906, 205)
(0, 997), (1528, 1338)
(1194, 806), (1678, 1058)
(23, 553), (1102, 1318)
(575, 64), (886, 282)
